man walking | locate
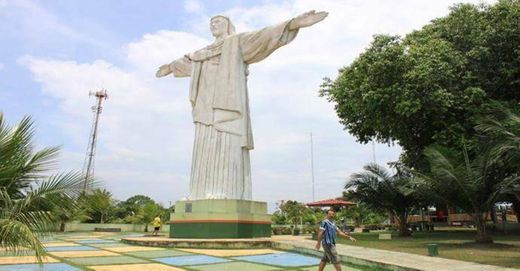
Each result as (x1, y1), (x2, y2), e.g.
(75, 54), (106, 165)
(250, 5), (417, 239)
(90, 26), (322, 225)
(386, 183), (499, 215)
(316, 209), (357, 271)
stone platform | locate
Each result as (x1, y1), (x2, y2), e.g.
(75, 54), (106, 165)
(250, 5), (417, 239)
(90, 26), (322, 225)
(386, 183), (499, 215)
(121, 236), (272, 249)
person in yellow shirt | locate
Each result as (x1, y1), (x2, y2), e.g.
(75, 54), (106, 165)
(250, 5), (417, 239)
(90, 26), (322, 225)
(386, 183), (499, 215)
(152, 215), (161, 236)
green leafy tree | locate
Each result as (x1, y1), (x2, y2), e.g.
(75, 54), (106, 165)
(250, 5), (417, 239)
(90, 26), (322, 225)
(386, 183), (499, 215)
(339, 202), (387, 227)
(116, 195), (155, 219)
(277, 200), (307, 227)
(83, 189), (114, 224)
(138, 202), (162, 232)
(0, 114), (85, 260)
(346, 163), (421, 236)
(320, 0), (520, 168)
(271, 211), (286, 225)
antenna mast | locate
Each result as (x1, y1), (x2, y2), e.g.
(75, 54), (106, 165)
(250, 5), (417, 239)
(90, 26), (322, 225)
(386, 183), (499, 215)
(82, 89), (108, 191)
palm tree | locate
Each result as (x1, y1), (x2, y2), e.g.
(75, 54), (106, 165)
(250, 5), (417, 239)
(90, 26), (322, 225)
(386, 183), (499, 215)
(476, 106), (520, 201)
(476, 105), (520, 164)
(0, 115), (60, 198)
(421, 145), (508, 243)
(0, 173), (85, 259)
(47, 194), (88, 232)
(0, 113), (86, 260)
(346, 163), (420, 237)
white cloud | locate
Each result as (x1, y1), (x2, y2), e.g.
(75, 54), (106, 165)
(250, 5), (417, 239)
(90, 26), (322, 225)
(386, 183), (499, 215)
(21, 0), (494, 207)
(126, 30), (209, 73)
(183, 0), (204, 14)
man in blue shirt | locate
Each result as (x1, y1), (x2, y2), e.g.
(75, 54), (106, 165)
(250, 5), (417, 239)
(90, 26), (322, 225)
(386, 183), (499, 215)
(316, 209), (356, 271)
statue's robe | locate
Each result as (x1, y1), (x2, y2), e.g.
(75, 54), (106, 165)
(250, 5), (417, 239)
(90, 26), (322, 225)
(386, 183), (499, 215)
(169, 20), (298, 200)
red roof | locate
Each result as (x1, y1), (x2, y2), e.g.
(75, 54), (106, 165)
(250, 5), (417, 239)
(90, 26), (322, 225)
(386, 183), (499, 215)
(306, 198), (356, 207)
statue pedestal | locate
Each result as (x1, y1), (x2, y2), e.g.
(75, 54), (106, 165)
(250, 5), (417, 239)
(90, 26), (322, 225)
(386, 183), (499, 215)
(170, 199), (271, 238)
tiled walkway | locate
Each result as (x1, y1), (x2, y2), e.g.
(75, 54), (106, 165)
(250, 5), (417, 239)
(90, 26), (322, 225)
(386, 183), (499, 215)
(272, 236), (520, 271)
(0, 233), (364, 271)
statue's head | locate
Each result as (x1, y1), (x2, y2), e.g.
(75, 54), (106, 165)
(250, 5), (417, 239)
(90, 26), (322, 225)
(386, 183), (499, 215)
(210, 15), (236, 38)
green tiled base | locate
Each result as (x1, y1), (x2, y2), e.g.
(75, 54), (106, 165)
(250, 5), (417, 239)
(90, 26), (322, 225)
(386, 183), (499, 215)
(171, 222), (271, 238)
(171, 199), (271, 238)
(67, 256), (147, 266)
(191, 261), (279, 271)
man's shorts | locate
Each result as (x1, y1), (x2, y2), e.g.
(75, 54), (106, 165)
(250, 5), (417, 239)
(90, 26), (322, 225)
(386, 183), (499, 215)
(321, 243), (341, 264)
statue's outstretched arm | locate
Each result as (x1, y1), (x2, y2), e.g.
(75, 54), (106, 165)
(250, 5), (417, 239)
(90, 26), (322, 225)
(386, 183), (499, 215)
(240, 10), (327, 65)
(288, 10), (328, 30)
(156, 55), (192, 78)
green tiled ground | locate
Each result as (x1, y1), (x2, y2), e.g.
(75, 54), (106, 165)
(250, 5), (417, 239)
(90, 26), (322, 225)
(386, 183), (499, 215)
(126, 250), (193, 258)
(191, 261), (279, 271)
(0, 232), (373, 271)
(300, 265), (360, 271)
(67, 255), (148, 266)
(88, 242), (128, 248)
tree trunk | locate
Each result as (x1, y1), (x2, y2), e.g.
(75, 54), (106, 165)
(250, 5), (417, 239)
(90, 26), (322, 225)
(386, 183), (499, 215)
(397, 213), (411, 237)
(511, 198), (520, 223)
(60, 221), (66, 232)
(144, 224), (149, 232)
(475, 213), (493, 243)
(490, 206), (498, 224)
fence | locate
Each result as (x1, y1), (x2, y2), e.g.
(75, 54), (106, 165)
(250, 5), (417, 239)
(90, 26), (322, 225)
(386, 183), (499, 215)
(63, 223), (170, 233)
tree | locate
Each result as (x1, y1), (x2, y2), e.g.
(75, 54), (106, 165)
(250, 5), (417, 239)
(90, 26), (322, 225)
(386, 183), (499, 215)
(131, 201), (163, 232)
(0, 115), (60, 198)
(113, 195), (155, 222)
(346, 163), (420, 236)
(477, 105), (520, 221)
(83, 189), (114, 224)
(0, 113), (85, 260)
(320, 0), (520, 168)
(278, 200), (307, 227)
(45, 194), (87, 232)
(420, 144), (513, 243)
(339, 202), (386, 227)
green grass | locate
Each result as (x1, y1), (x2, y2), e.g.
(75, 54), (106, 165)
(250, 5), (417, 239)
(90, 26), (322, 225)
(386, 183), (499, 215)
(336, 228), (520, 268)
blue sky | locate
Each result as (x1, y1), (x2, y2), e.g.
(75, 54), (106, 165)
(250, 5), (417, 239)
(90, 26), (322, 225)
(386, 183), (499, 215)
(0, 0), (490, 210)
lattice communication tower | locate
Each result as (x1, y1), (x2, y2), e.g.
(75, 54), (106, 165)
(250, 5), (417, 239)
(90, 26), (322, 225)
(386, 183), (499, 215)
(82, 89), (108, 191)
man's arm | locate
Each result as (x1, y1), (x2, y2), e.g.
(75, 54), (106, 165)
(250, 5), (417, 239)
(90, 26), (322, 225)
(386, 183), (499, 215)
(315, 229), (324, 250)
(336, 227), (356, 242)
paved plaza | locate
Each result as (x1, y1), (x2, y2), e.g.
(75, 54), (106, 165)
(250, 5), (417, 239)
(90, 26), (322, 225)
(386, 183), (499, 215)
(0, 232), (364, 271)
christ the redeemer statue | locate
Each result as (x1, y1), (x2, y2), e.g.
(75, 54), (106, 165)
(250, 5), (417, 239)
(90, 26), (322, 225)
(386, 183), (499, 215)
(156, 11), (327, 201)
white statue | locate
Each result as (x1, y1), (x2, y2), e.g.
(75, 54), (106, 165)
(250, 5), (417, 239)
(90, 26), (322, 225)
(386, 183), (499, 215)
(156, 10), (328, 200)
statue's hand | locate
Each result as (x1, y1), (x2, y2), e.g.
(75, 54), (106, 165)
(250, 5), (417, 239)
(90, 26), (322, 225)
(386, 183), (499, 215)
(290, 10), (328, 30)
(156, 64), (172, 78)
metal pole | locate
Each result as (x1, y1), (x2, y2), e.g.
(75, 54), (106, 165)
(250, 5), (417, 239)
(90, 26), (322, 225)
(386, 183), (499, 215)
(310, 132), (315, 202)
(372, 140), (377, 164)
